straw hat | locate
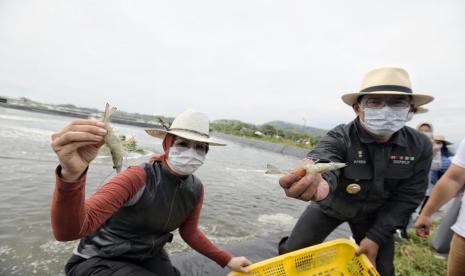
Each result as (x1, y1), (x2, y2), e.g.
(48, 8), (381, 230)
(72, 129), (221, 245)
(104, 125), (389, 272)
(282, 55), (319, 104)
(145, 109), (226, 146)
(342, 67), (434, 107)
(433, 134), (452, 145)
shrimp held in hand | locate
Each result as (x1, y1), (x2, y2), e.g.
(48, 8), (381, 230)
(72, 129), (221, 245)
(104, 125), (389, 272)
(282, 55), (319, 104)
(102, 103), (123, 173)
(266, 159), (346, 176)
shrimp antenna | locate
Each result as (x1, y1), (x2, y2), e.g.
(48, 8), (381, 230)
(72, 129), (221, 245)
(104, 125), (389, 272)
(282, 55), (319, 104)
(103, 103), (117, 123)
(157, 117), (171, 130)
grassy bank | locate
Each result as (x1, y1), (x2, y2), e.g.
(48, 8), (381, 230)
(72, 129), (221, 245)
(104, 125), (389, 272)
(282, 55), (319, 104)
(5, 97), (323, 151)
(211, 120), (321, 150)
(394, 225), (447, 276)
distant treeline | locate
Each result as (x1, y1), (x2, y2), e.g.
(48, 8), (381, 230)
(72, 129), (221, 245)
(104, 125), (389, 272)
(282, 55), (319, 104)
(8, 97), (323, 150)
(211, 119), (322, 150)
(13, 97), (174, 125)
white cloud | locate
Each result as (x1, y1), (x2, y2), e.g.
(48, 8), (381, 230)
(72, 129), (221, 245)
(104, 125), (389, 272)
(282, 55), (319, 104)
(1, 0), (464, 144)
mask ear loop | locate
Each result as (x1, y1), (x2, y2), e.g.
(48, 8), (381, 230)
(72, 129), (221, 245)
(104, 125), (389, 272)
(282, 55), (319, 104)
(406, 111), (414, 121)
(406, 105), (415, 122)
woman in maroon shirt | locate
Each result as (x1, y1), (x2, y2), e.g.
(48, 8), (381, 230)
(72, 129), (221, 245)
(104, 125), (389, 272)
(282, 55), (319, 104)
(51, 109), (251, 275)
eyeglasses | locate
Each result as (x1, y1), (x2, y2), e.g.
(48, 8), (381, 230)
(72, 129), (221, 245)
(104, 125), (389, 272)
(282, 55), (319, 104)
(360, 97), (411, 109)
(173, 138), (209, 155)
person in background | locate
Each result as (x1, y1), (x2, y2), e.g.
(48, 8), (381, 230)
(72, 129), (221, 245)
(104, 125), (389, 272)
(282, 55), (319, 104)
(414, 123), (440, 213)
(419, 134), (453, 213)
(416, 122), (434, 140)
(50, 109), (251, 275)
(430, 135), (453, 185)
(393, 121), (438, 240)
(278, 67), (434, 276)
(415, 138), (465, 276)
(428, 135), (459, 254)
(393, 122), (435, 240)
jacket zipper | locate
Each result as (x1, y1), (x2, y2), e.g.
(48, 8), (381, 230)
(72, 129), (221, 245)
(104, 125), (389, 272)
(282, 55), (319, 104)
(162, 182), (180, 232)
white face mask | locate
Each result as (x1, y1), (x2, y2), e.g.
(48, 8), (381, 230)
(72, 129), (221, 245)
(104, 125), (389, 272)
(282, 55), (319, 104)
(422, 131), (434, 139)
(167, 146), (205, 175)
(361, 106), (410, 137)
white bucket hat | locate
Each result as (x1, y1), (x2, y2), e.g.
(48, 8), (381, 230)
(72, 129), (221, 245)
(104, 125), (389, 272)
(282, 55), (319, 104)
(145, 109), (226, 146)
(341, 67), (434, 107)
(416, 122), (434, 132)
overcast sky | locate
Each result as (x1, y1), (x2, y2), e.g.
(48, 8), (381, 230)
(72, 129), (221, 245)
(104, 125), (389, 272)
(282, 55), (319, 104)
(1, 0), (464, 145)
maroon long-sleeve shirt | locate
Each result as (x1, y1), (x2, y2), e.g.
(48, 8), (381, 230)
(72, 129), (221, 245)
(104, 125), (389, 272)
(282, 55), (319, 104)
(51, 165), (232, 267)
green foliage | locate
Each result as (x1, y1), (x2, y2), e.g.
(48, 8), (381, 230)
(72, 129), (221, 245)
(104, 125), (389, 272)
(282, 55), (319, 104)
(121, 136), (145, 153)
(394, 226), (447, 276)
(260, 124), (278, 135)
(266, 120), (328, 137)
(210, 119), (321, 150)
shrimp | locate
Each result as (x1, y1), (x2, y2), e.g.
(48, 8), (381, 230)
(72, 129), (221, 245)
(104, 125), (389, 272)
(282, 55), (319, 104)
(102, 103), (123, 173)
(266, 158), (346, 176)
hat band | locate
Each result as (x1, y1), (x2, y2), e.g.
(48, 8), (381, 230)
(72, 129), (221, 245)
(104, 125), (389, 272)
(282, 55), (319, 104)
(170, 128), (210, 138)
(360, 85), (412, 93)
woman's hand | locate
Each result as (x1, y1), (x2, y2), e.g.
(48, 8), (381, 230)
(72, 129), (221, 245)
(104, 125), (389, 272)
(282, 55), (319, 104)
(355, 237), (379, 267)
(51, 119), (107, 181)
(227, 256), (252, 273)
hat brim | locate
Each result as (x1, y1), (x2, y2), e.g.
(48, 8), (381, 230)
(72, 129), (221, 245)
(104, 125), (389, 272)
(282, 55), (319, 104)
(433, 138), (452, 145)
(341, 91), (434, 107)
(145, 129), (226, 146)
(435, 140), (452, 145)
(415, 107), (428, 114)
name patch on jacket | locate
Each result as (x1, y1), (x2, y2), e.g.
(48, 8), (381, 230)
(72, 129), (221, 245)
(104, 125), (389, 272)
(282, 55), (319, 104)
(390, 155), (415, 165)
(352, 150), (367, 164)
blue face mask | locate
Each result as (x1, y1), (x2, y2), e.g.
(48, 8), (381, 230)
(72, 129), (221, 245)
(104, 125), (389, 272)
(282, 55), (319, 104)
(361, 106), (410, 137)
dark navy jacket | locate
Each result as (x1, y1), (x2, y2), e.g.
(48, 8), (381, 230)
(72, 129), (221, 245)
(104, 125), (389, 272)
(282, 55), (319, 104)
(309, 118), (432, 245)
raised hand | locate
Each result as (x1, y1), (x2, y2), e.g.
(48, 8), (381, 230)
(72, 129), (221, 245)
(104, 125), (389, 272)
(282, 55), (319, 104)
(51, 119), (107, 180)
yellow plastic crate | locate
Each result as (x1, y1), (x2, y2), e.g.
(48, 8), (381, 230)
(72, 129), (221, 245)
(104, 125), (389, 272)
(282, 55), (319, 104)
(227, 239), (379, 276)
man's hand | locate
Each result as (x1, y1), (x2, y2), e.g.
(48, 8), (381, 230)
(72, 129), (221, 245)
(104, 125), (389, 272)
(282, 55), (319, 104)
(279, 172), (329, 201)
(415, 214), (433, 238)
(227, 256), (252, 273)
(355, 237), (379, 267)
(51, 119), (107, 181)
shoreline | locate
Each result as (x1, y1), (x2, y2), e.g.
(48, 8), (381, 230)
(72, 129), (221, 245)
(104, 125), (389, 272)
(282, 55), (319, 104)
(0, 103), (309, 158)
(213, 132), (308, 158)
(0, 102), (162, 129)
